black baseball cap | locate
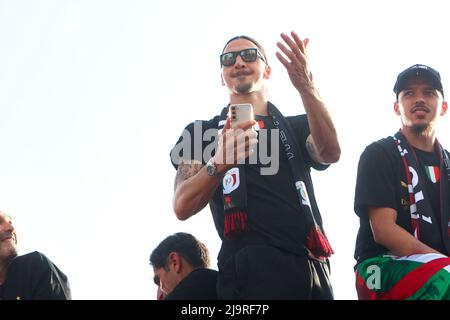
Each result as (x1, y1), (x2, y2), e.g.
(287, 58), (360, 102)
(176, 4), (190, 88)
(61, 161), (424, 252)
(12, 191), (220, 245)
(393, 64), (444, 98)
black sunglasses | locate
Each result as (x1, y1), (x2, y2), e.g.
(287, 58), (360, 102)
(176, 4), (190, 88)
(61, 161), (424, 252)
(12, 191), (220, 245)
(220, 48), (266, 67)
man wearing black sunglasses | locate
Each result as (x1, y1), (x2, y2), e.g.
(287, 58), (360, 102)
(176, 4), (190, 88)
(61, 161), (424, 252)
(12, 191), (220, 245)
(170, 32), (340, 299)
(220, 48), (266, 68)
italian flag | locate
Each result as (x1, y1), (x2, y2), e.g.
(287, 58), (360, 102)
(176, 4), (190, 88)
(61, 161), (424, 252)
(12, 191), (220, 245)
(425, 166), (440, 183)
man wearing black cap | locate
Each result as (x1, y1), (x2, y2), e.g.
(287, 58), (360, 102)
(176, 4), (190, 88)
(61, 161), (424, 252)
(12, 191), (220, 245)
(353, 64), (450, 300)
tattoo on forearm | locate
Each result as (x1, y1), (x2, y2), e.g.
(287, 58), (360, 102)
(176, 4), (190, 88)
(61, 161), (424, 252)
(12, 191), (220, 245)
(178, 162), (191, 180)
(174, 160), (203, 190)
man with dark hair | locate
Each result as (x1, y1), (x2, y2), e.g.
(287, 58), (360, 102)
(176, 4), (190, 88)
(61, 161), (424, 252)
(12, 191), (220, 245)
(0, 210), (71, 300)
(170, 32), (340, 299)
(150, 232), (218, 300)
(354, 64), (450, 299)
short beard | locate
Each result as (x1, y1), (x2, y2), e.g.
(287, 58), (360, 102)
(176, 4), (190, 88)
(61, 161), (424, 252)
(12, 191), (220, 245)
(235, 83), (253, 94)
(411, 123), (431, 136)
(0, 246), (18, 265)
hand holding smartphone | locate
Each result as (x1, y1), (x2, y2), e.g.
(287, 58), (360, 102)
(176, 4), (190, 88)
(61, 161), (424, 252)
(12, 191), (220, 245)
(229, 103), (254, 129)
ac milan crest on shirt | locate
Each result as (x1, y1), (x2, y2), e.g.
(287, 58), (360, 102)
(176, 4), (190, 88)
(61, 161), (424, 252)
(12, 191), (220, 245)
(425, 166), (440, 183)
(222, 167), (240, 194)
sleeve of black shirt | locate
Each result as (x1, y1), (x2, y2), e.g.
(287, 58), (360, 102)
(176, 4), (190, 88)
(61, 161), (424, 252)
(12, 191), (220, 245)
(31, 252), (71, 300)
(170, 117), (219, 170)
(354, 141), (398, 219)
(287, 114), (329, 171)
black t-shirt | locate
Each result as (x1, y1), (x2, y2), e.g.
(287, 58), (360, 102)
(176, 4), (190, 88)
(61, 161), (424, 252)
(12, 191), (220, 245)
(171, 109), (328, 267)
(354, 138), (448, 264)
(164, 268), (218, 300)
(414, 148), (441, 222)
(0, 251), (71, 300)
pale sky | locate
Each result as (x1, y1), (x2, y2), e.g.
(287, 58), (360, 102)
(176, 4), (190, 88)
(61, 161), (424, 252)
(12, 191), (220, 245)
(1, 0), (449, 299)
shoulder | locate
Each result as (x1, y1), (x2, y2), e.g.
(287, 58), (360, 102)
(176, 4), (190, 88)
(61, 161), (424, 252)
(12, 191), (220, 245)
(14, 251), (48, 264)
(181, 116), (221, 134)
(171, 116), (220, 168)
(285, 114), (308, 128)
(267, 100), (307, 127)
(356, 138), (403, 183)
(174, 116), (221, 145)
(360, 137), (397, 160)
(9, 251), (56, 277)
(444, 148), (450, 157)
(190, 268), (219, 279)
(165, 268), (218, 300)
(183, 268), (218, 284)
(16, 251), (64, 274)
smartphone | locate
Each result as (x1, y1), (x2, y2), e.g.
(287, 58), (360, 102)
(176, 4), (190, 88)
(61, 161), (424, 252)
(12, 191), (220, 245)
(229, 103), (254, 129)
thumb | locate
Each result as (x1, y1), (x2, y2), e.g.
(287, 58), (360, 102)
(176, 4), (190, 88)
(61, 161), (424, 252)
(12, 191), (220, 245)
(223, 116), (232, 131)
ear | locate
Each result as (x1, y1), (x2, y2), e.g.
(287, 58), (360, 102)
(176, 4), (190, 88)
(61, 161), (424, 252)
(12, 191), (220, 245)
(394, 101), (400, 115)
(167, 252), (182, 273)
(221, 74), (225, 86)
(441, 101), (448, 116)
(263, 65), (271, 79)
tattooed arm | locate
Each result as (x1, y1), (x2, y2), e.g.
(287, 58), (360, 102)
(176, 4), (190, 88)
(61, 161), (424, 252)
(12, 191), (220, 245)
(305, 133), (339, 165)
(173, 118), (257, 220)
(173, 160), (223, 220)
